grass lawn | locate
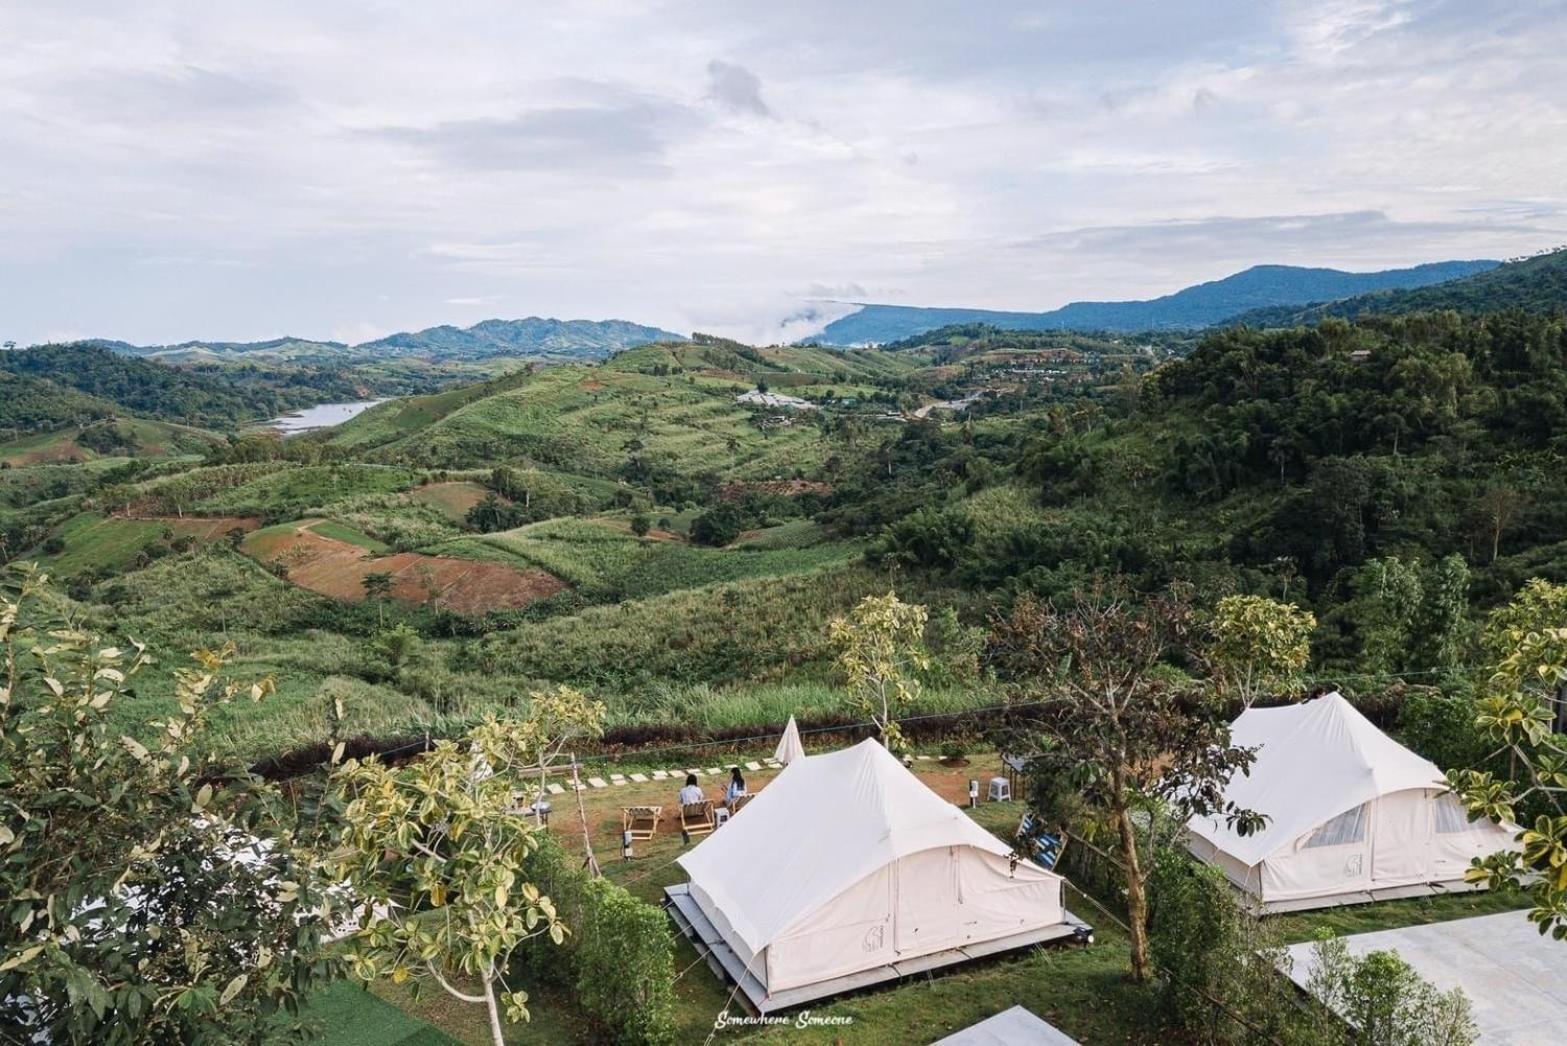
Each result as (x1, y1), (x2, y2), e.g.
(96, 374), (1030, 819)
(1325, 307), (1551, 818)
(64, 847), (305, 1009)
(1270, 885), (1531, 943)
(40, 512), (169, 576)
(309, 519), (392, 552)
(294, 980), (460, 1045)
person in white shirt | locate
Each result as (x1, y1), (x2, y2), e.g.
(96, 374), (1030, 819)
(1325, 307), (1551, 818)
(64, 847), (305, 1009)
(677, 774), (705, 807)
(725, 767), (747, 806)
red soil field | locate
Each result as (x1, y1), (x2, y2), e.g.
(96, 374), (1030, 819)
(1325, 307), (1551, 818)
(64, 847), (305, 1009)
(719, 479), (833, 500)
(122, 514), (261, 539)
(246, 521), (566, 614)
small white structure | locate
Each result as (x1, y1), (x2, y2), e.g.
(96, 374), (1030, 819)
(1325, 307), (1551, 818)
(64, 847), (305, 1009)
(933, 1005), (1079, 1045)
(1186, 693), (1517, 913)
(735, 389), (817, 410)
(666, 739), (1084, 1012)
(774, 715), (805, 765)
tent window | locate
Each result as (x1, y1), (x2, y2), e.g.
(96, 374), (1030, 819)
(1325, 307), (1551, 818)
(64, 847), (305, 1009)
(1304, 805), (1365, 848)
(1434, 797), (1472, 835)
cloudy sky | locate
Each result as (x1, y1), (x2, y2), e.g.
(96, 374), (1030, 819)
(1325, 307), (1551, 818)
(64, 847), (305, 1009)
(3, 0), (1564, 346)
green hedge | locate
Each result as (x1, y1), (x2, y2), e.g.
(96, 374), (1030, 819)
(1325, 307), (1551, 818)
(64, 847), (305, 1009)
(572, 878), (677, 1046)
(513, 837), (676, 1045)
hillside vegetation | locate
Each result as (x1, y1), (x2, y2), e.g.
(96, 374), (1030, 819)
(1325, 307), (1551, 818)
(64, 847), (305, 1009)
(1233, 246), (1567, 326)
(5, 303), (1567, 766)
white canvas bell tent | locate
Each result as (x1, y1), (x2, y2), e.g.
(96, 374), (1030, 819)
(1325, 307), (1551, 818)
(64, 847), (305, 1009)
(666, 738), (1081, 1012)
(1186, 692), (1517, 913)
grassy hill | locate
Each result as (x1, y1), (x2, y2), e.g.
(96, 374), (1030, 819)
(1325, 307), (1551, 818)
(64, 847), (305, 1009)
(326, 349), (862, 478)
(1232, 247), (1567, 326)
(0, 417), (221, 466)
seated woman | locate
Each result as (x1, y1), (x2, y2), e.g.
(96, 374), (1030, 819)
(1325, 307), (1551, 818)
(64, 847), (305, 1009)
(725, 766), (747, 807)
(677, 774), (705, 808)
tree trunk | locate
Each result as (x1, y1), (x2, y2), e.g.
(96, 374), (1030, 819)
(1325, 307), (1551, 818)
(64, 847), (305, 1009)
(1115, 802), (1152, 982)
(571, 756), (601, 877)
(482, 973), (506, 1046)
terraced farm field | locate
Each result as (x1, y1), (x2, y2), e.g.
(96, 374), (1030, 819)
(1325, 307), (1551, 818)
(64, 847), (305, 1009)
(405, 480), (490, 521)
(38, 512), (260, 576)
(242, 519), (566, 613)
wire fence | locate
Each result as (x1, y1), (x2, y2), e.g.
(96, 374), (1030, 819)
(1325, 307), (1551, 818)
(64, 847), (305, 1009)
(249, 665), (1468, 781)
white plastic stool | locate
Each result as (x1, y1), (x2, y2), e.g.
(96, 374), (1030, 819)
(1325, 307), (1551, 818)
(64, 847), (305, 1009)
(715, 807), (731, 827)
(987, 777), (1011, 802)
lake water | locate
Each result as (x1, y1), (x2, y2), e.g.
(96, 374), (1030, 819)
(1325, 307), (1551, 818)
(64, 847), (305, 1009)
(267, 399), (386, 434)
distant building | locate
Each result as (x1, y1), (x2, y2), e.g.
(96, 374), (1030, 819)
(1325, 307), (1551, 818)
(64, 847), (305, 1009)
(735, 389), (818, 410)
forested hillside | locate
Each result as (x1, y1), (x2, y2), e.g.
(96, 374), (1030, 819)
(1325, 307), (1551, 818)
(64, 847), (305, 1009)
(0, 344), (356, 432)
(1233, 246), (1567, 326)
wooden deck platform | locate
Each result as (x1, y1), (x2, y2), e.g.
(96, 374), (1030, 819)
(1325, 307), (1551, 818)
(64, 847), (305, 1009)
(1250, 877), (1490, 914)
(663, 882), (1092, 1015)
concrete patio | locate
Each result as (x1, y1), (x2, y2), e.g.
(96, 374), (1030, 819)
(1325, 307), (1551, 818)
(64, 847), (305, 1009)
(1284, 911), (1567, 1044)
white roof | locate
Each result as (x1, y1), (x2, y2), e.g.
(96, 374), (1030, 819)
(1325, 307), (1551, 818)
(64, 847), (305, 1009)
(933, 1006), (1079, 1045)
(1188, 692), (1446, 865)
(678, 738), (1031, 953)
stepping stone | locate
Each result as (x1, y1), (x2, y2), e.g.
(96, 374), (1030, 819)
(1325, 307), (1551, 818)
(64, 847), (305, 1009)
(764, 759), (781, 768)
(546, 783), (565, 795)
(587, 777), (607, 789)
(915, 754), (932, 761)
(630, 773), (648, 783)
(744, 761), (762, 771)
(651, 770), (669, 780)
(704, 767), (721, 776)
(684, 768), (701, 776)
(609, 774), (626, 784)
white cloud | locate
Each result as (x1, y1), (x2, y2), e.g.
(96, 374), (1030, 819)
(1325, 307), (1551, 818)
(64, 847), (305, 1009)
(0, 0), (1562, 346)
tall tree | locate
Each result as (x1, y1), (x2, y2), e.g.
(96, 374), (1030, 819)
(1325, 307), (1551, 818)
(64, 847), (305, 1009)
(988, 584), (1263, 981)
(329, 716), (573, 1046)
(1207, 594), (1315, 707)
(361, 571), (395, 626)
(1470, 485), (1528, 563)
(828, 592), (930, 748)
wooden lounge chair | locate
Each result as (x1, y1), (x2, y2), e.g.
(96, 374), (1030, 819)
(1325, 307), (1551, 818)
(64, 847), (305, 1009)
(680, 800), (716, 841)
(622, 805), (661, 841)
(729, 794), (753, 815)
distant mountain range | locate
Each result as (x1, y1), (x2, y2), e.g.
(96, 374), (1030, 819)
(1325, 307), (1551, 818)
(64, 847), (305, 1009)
(808, 260), (1501, 345)
(1230, 247), (1567, 326)
(83, 317), (687, 364)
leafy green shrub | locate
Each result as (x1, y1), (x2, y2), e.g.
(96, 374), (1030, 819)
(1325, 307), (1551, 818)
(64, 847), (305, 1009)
(689, 502), (745, 546)
(1395, 686), (1487, 771)
(1305, 936), (1477, 1044)
(1147, 849), (1302, 1044)
(876, 505), (974, 569)
(571, 879), (677, 1045)
(509, 836), (675, 1045)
